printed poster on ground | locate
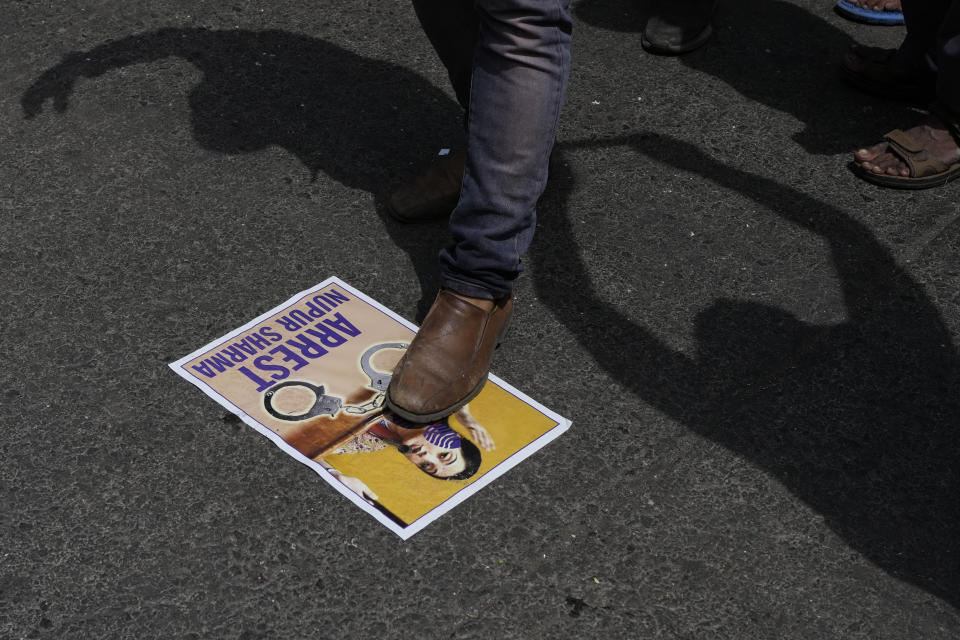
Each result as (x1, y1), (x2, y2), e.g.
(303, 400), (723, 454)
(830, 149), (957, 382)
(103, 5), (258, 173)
(169, 277), (570, 539)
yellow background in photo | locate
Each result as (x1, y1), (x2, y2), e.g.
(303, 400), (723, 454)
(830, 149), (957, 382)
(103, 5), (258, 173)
(323, 381), (560, 525)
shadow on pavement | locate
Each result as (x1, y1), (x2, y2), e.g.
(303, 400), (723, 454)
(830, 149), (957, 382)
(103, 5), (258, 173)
(574, 0), (909, 154)
(21, 23), (958, 609)
(535, 132), (960, 608)
(21, 27), (463, 317)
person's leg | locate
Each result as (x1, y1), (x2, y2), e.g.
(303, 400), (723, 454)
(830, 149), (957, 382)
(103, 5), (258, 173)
(935, 0), (960, 116)
(439, 0), (573, 299)
(388, 0), (475, 222)
(387, 0), (573, 421)
(852, 1), (960, 188)
(899, 0), (952, 70)
(840, 0), (948, 100)
(410, 0), (477, 112)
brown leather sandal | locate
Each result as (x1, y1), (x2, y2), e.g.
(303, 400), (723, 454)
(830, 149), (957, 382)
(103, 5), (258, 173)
(853, 111), (960, 190)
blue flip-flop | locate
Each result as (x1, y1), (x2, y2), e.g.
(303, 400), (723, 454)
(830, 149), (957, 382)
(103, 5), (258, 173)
(835, 1), (904, 25)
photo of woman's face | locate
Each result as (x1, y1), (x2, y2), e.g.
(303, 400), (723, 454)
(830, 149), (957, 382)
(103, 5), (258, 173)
(398, 432), (467, 478)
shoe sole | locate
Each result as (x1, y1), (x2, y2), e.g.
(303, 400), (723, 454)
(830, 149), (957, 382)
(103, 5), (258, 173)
(385, 373), (488, 423)
(641, 23), (713, 55)
(851, 161), (960, 190)
(384, 306), (512, 423)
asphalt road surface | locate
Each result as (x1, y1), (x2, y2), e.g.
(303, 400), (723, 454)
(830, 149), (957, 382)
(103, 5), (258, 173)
(3, 1), (959, 638)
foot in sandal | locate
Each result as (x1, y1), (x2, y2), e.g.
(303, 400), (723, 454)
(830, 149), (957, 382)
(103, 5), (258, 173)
(853, 112), (960, 189)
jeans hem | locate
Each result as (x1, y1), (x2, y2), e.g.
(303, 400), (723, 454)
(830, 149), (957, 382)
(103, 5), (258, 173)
(440, 274), (511, 300)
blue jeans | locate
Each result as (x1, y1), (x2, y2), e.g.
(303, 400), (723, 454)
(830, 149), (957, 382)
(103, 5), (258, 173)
(412, 0), (573, 299)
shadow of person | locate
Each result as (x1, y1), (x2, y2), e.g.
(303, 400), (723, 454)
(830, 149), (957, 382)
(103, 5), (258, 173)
(534, 133), (960, 607)
(22, 27), (464, 315)
(573, 0), (909, 154)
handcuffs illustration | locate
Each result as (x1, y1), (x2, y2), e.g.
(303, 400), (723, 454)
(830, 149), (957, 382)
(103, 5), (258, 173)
(262, 342), (408, 421)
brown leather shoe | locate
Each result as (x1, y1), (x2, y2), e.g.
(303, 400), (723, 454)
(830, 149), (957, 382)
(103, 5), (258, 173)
(387, 149), (466, 223)
(386, 290), (513, 422)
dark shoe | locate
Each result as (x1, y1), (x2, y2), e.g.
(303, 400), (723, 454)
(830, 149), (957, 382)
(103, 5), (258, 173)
(387, 149), (466, 223)
(841, 45), (937, 103)
(642, 0), (717, 55)
(386, 290), (514, 422)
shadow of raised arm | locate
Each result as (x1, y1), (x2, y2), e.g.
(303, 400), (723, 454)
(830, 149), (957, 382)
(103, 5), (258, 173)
(23, 28), (190, 118)
(534, 132), (960, 606)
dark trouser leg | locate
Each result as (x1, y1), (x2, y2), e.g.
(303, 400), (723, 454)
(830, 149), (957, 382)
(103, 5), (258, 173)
(438, 0), (573, 299)
(411, 0), (477, 111)
(387, 0), (572, 420)
(936, 1), (960, 116)
(899, 0), (952, 71)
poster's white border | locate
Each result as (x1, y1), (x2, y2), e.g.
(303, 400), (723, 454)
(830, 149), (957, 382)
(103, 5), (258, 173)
(169, 277), (571, 540)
